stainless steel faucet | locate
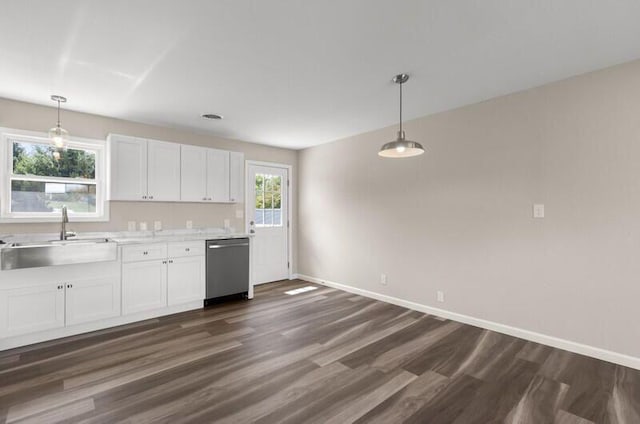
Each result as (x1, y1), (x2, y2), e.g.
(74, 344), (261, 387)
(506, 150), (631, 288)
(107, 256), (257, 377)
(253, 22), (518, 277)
(60, 205), (69, 240)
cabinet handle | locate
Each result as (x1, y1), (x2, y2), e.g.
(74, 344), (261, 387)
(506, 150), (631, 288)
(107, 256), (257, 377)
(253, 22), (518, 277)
(149, 195), (154, 200)
(142, 195), (147, 199)
(202, 197), (207, 201)
(185, 248), (190, 252)
(57, 285), (63, 290)
(162, 260), (167, 264)
(169, 260), (173, 264)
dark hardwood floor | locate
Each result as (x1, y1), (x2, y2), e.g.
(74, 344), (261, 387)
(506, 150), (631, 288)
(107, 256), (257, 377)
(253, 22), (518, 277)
(0, 280), (639, 423)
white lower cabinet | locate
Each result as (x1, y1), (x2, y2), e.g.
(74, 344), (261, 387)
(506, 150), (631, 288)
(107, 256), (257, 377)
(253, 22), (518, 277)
(0, 283), (65, 338)
(168, 256), (205, 306)
(0, 275), (122, 338)
(65, 276), (121, 326)
(122, 260), (168, 315)
(121, 241), (205, 315)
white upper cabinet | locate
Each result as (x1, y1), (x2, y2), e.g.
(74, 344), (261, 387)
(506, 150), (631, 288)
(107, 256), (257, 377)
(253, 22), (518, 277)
(110, 133), (243, 203)
(207, 149), (229, 202)
(180, 145), (208, 202)
(229, 151), (245, 203)
(147, 140), (181, 201)
(109, 134), (148, 201)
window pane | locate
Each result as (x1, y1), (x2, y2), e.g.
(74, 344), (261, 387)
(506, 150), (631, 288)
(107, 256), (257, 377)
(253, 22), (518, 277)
(11, 180), (96, 213)
(264, 208), (273, 226)
(264, 193), (273, 209)
(255, 174), (263, 191)
(274, 209), (282, 226)
(274, 192), (281, 209)
(255, 190), (264, 209)
(254, 209), (264, 225)
(12, 141), (96, 179)
(264, 175), (272, 192)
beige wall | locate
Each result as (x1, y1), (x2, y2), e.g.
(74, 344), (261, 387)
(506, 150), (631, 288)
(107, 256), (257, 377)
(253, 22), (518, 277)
(299, 59), (640, 358)
(0, 98), (298, 270)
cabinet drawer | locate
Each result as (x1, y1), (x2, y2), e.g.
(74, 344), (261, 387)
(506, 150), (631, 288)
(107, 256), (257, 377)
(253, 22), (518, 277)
(168, 241), (205, 258)
(122, 243), (168, 263)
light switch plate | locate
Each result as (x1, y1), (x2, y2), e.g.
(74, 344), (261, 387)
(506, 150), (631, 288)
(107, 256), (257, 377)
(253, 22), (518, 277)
(235, 209), (244, 219)
(186, 220), (193, 229)
(223, 219), (231, 229)
(533, 204), (545, 219)
(127, 221), (136, 231)
(139, 222), (148, 231)
(154, 221), (162, 231)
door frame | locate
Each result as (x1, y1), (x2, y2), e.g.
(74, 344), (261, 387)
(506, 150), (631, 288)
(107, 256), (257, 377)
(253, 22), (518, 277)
(245, 160), (294, 283)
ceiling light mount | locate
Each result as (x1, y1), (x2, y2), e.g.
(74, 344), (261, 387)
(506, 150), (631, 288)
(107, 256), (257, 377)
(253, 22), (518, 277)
(378, 73), (425, 158)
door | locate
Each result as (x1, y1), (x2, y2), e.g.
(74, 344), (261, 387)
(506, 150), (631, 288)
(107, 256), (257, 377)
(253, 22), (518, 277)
(65, 276), (121, 325)
(207, 149), (230, 202)
(147, 140), (181, 201)
(168, 256), (205, 305)
(0, 283), (65, 338)
(122, 260), (168, 315)
(180, 145), (208, 202)
(247, 163), (289, 284)
(109, 135), (148, 201)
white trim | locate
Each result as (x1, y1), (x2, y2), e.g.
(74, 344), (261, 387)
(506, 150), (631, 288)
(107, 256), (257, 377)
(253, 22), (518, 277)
(297, 274), (640, 371)
(0, 127), (109, 223)
(245, 160), (294, 282)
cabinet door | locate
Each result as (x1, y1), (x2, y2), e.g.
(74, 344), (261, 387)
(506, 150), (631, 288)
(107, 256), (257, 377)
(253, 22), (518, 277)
(65, 276), (121, 326)
(0, 283), (65, 338)
(180, 145), (208, 202)
(122, 261), (168, 315)
(167, 256), (205, 306)
(207, 149), (230, 202)
(229, 151), (245, 203)
(147, 140), (181, 201)
(109, 135), (148, 201)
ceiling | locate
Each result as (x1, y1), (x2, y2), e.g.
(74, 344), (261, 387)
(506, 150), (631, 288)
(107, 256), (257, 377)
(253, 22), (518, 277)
(1, 1), (640, 149)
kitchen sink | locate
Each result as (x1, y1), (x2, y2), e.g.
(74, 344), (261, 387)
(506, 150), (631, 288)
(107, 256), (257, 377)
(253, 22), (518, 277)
(1, 238), (117, 270)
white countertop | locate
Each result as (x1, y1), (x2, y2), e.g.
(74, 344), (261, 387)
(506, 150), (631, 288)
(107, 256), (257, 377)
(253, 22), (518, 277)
(0, 228), (251, 248)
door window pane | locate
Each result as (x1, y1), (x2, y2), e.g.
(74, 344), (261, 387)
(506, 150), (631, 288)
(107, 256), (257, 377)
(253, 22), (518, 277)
(255, 173), (283, 227)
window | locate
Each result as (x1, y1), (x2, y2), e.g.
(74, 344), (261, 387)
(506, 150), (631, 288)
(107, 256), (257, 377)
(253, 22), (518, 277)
(1, 130), (107, 222)
(254, 173), (282, 227)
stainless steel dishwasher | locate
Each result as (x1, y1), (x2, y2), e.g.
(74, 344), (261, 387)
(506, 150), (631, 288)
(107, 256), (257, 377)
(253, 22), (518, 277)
(205, 238), (250, 305)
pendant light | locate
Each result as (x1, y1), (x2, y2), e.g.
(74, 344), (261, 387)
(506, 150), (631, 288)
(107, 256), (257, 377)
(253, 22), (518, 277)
(48, 95), (69, 149)
(378, 74), (425, 158)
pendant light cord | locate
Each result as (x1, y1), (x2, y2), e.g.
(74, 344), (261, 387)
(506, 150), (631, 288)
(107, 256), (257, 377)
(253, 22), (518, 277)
(56, 99), (61, 127)
(399, 81), (403, 134)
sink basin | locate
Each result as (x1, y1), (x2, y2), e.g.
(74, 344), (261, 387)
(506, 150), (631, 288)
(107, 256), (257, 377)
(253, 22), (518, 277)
(1, 238), (117, 270)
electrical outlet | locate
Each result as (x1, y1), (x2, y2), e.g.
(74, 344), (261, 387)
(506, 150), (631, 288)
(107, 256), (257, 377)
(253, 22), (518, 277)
(154, 221), (162, 231)
(533, 204), (545, 218)
(127, 221), (136, 231)
(437, 291), (445, 303)
(223, 219), (231, 229)
(235, 209), (244, 219)
(139, 222), (148, 231)
(186, 220), (193, 229)
(380, 274), (387, 285)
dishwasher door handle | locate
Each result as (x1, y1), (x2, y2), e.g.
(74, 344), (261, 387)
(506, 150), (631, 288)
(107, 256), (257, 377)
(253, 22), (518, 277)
(208, 243), (249, 249)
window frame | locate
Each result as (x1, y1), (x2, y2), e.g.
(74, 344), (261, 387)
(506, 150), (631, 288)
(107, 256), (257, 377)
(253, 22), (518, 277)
(0, 128), (109, 223)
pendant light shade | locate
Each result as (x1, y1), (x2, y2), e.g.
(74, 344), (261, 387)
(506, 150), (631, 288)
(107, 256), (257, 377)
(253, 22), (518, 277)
(48, 95), (69, 148)
(379, 74), (424, 158)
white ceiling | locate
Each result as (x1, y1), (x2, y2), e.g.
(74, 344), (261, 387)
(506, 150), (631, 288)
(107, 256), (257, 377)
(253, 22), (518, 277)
(1, 1), (640, 149)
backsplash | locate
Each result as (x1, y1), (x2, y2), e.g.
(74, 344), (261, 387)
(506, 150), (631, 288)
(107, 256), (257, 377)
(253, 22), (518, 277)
(0, 201), (246, 236)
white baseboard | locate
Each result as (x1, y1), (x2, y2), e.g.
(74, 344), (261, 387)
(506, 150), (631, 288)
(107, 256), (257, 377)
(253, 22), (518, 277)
(297, 274), (640, 371)
(290, 273), (299, 280)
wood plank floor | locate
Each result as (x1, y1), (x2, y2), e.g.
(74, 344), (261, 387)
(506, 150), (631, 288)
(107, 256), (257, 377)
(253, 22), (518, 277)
(0, 279), (639, 423)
